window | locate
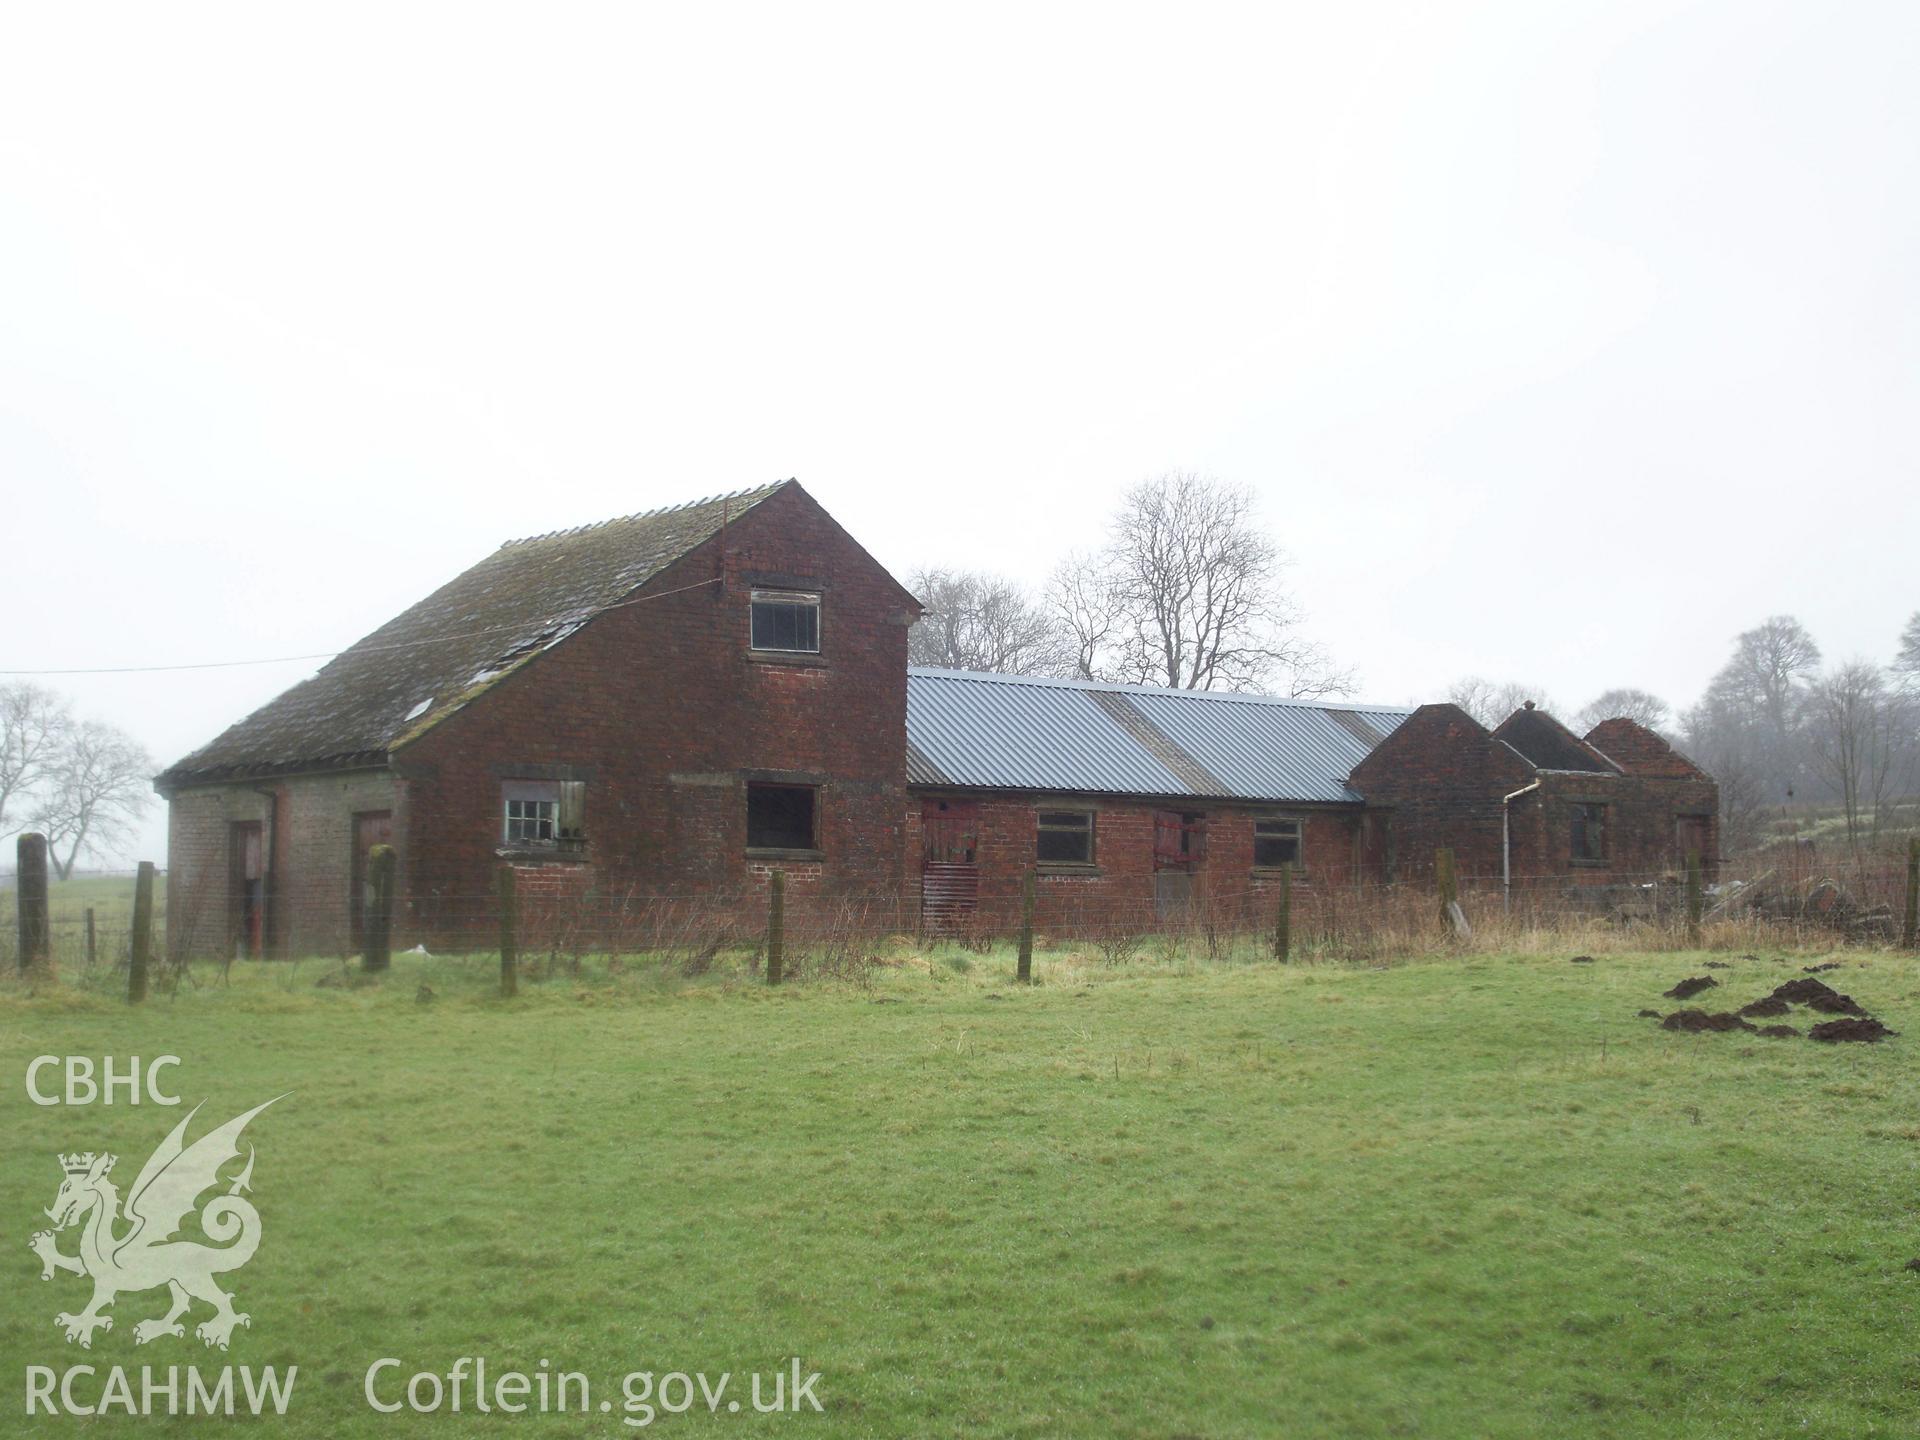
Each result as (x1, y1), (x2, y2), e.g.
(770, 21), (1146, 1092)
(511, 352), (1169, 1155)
(1254, 817), (1302, 869)
(1570, 803), (1607, 862)
(747, 783), (817, 851)
(750, 589), (820, 653)
(502, 780), (585, 847)
(1036, 809), (1094, 865)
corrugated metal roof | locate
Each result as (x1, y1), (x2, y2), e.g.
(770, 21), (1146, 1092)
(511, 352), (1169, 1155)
(906, 668), (1412, 803)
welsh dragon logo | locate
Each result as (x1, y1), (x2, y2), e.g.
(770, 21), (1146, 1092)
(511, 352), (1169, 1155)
(28, 1097), (285, 1350)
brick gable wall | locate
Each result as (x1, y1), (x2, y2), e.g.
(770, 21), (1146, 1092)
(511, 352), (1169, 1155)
(394, 484), (916, 944)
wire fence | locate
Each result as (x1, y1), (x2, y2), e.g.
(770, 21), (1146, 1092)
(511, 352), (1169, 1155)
(5, 849), (1915, 983)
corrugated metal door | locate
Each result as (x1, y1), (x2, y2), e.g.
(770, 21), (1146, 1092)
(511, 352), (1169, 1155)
(921, 799), (979, 933)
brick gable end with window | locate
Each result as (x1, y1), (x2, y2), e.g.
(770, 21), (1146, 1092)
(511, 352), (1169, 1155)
(393, 484), (918, 932)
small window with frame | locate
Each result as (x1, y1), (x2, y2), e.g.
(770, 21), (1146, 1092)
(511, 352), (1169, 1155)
(1036, 809), (1095, 865)
(747, 782), (818, 852)
(1570, 802), (1607, 863)
(1253, 816), (1302, 870)
(502, 779), (585, 848)
(750, 589), (821, 653)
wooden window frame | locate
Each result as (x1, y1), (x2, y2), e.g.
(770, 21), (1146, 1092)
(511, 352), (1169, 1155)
(1252, 815), (1305, 873)
(501, 779), (585, 850)
(749, 589), (822, 655)
(1569, 801), (1609, 865)
(1035, 808), (1096, 868)
(746, 781), (822, 858)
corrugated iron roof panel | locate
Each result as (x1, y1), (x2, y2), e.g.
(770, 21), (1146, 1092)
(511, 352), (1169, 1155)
(1125, 691), (1410, 803)
(906, 668), (1411, 803)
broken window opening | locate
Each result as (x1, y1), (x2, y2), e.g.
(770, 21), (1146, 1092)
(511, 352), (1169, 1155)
(1036, 809), (1095, 865)
(1570, 802), (1608, 863)
(747, 783), (818, 851)
(1254, 816), (1303, 870)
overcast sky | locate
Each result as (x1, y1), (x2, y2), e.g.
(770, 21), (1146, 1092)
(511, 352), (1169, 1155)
(2, 0), (1915, 868)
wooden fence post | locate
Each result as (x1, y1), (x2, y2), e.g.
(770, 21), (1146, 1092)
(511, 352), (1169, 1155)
(1016, 867), (1035, 983)
(16, 832), (50, 971)
(362, 844), (394, 972)
(1903, 836), (1918, 951)
(1272, 865), (1292, 962)
(1685, 849), (1703, 948)
(766, 869), (785, 986)
(85, 907), (97, 967)
(497, 863), (518, 998)
(1435, 848), (1457, 932)
(128, 861), (154, 1004)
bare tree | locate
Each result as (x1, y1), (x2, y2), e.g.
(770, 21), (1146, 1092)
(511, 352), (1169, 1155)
(1445, 677), (1559, 729)
(32, 719), (154, 880)
(1684, 615), (1823, 815)
(1045, 551), (1123, 682)
(907, 569), (1065, 675)
(1, 682), (73, 836)
(1047, 473), (1349, 695)
(1896, 610), (1920, 684)
(1572, 687), (1671, 734)
(1804, 661), (1913, 852)
(1723, 615), (1822, 739)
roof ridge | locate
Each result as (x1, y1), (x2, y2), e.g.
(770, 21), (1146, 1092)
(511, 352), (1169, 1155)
(496, 480), (787, 550)
(905, 666), (1409, 714)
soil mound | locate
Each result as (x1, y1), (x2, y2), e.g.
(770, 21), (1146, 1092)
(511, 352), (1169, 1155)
(1637, 1009), (1663, 1019)
(1570, 955), (1595, 964)
(1758, 1024), (1800, 1038)
(1664, 976), (1718, 1000)
(1662, 1009), (1757, 1034)
(1737, 996), (1791, 1018)
(1703, 960), (1730, 969)
(1802, 962), (1841, 974)
(1766, 978), (1866, 1016)
(1809, 1017), (1898, 1043)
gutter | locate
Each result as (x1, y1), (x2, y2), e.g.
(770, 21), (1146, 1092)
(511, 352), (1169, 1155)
(1502, 781), (1542, 913)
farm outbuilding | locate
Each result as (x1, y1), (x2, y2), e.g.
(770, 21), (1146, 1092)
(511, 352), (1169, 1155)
(156, 480), (1718, 958)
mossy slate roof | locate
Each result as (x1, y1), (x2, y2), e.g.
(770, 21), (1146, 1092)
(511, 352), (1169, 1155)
(159, 483), (788, 785)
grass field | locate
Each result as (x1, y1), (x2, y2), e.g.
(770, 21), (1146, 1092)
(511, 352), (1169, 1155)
(0, 873), (166, 967)
(2, 943), (1916, 1437)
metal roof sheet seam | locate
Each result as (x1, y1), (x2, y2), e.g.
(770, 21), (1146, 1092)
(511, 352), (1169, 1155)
(905, 668), (1412, 804)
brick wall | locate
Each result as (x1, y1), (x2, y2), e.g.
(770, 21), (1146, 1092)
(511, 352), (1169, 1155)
(907, 789), (1365, 934)
(164, 769), (399, 959)
(1350, 704), (1720, 888)
(1348, 705), (1536, 883)
(396, 483), (917, 946)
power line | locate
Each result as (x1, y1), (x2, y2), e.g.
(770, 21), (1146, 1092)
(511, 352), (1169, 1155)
(0, 576), (725, 677)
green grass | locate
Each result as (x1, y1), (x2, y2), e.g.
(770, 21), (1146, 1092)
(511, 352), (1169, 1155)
(2, 944), (1916, 1437)
(0, 873), (165, 965)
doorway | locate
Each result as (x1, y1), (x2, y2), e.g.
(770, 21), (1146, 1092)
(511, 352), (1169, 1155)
(349, 810), (393, 950)
(920, 798), (979, 933)
(229, 821), (264, 959)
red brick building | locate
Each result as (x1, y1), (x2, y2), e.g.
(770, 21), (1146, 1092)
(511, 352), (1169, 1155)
(158, 481), (1716, 957)
(158, 482), (919, 957)
(1350, 701), (1719, 895)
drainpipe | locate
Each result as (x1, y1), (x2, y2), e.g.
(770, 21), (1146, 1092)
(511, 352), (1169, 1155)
(1502, 781), (1541, 914)
(252, 787), (279, 957)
